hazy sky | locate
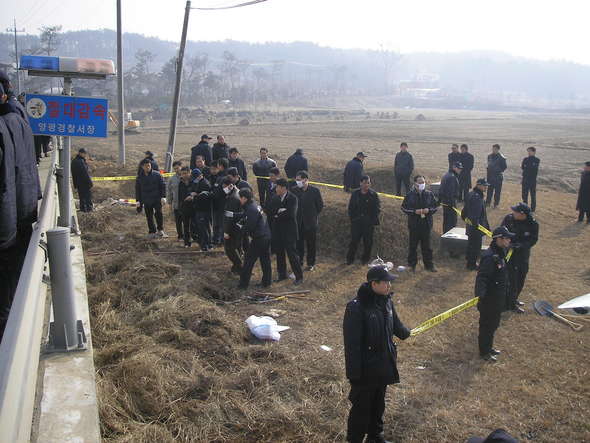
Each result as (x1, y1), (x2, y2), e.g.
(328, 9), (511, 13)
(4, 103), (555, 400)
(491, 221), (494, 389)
(4, 0), (590, 65)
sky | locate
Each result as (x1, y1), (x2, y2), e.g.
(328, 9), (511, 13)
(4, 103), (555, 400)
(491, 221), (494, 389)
(3, 0), (590, 65)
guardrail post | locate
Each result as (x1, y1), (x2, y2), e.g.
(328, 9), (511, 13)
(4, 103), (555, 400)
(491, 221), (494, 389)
(46, 228), (87, 352)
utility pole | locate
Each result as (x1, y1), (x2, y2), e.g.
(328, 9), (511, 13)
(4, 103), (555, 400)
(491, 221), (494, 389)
(165, 0), (191, 172)
(6, 18), (25, 94)
(116, 0), (126, 166)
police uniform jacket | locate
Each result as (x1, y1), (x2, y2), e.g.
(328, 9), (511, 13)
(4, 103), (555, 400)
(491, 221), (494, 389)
(476, 243), (508, 312)
(439, 171), (460, 206)
(223, 188), (243, 235)
(343, 282), (411, 385)
(284, 152), (308, 179)
(343, 157), (363, 191)
(348, 189), (380, 226)
(401, 188), (438, 230)
(135, 170), (166, 206)
(71, 155), (93, 192)
(242, 201), (271, 240)
(486, 153), (507, 180)
(501, 213), (539, 262)
(521, 156), (540, 184)
(459, 152), (474, 173)
(292, 185), (324, 231)
(463, 188), (489, 233)
(270, 191), (299, 242)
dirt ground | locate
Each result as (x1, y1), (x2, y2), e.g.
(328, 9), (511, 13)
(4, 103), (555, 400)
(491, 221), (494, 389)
(74, 108), (590, 442)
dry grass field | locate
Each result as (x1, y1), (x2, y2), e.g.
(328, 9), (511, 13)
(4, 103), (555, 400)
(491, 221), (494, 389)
(74, 108), (590, 442)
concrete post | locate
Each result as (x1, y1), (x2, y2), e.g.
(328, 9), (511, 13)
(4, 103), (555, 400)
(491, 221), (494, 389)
(46, 228), (87, 352)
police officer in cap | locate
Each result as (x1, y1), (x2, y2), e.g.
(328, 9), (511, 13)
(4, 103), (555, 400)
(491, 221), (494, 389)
(439, 161), (463, 234)
(343, 265), (411, 443)
(464, 178), (490, 270)
(476, 226), (515, 362)
(501, 203), (539, 313)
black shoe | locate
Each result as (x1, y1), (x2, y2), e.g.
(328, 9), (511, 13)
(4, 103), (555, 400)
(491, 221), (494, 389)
(293, 279), (303, 286)
(512, 307), (525, 314)
(481, 353), (497, 362)
(425, 265), (437, 273)
(491, 348), (501, 355)
(516, 301), (525, 306)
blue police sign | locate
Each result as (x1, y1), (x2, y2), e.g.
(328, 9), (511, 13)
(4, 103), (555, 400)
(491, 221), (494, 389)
(25, 94), (109, 138)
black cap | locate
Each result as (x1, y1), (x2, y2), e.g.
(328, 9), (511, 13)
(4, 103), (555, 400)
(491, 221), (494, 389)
(453, 161), (464, 169)
(201, 134), (212, 140)
(356, 151), (368, 158)
(367, 266), (398, 282)
(467, 428), (518, 443)
(492, 226), (516, 239)
(511, 202), (531, 215)
(78, 148), (87, 154)
(476, 178), (490, 186)
(144, 150), (154, 157)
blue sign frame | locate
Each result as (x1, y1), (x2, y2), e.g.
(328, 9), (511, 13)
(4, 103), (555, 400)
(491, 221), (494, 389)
(25, 94), (109, 138)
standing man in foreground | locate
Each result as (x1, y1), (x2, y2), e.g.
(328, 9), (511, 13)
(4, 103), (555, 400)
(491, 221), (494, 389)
(486, 144), (507, 208)
(502, 203), (539, 313)
(458, 144), (474, 202)
(521, 147), (540, 212)
(343, 152), (367, 192)
(346, 175), (381, 265)
(463, 179), (490, 270)
(394, 142), (414, 196)
(576, 161), (590, 223)
(71, 148), (93, 212)
(343, 265), (411, 443)
(252, 147), (277, 206)
(136, 159), (167, 238)
(476, 226), (515, 362)
(401, 175), (439, 272)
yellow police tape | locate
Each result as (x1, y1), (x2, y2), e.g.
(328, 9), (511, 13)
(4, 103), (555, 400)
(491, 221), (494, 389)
(93, 172), (174, 181)
(410, 296), (479, 336)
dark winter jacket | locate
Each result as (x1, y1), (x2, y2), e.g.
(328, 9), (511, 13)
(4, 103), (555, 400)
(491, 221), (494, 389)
(463, 188), (489, 233)
(439, 171), (460, 206)
(292, 185), (324, 230)
(501, 213), (539, 263)
(521, 156), (540, 183)
(459, 151), (474, 173)
(343, 283), (410, 385)
(191, 141), (212, 167)
(242, 201), (271, 240)
(71, 155), (92, 191)
(487, 153), (507, 180)
(394, 151), (414, 177)
(228, 157), (247, 181)
(270, 191), (299, 241)
(284, 151), (308, 179)
(0, 117), (17, 249)
(577, 170), (590, 212)
(212, 172), (228, 210)
(252, 157), (277, 177)
(212, 142), (229, 161)
(223, 188), (243, 234)
(178, 179), (197, 213)
(448, 151), (462, 171)
(135, 170), (166, 206)
(192, 177), (212, 212)
(343, 157), (363, 191)
(348, 189), (381, 226)
(235, 179), (252, 191)
(476, 243), (508, 311)
(401, 188), (439, 230)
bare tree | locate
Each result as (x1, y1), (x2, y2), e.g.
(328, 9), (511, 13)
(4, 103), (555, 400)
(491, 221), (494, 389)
(39, 25), (62, 56)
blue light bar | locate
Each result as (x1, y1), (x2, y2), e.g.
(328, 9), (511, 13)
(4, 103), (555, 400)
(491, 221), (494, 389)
(20, 55), (59, 71)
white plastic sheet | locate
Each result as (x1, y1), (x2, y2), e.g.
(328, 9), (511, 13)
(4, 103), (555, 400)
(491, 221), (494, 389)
(245, 315), (290, 341)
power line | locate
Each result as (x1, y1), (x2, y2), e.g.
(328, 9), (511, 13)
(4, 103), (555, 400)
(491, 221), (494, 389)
(191, 0), (267, 10)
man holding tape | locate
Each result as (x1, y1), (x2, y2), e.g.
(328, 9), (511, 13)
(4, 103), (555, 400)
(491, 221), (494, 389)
(343, 265), (411, 443)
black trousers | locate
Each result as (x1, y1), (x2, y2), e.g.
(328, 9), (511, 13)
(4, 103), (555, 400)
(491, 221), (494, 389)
(466, 228), (483, 267)
(478, 303), (502, 356)
(194, 211), (212, 249)
(579, 210), (590, 222)
(174, 209), (184, 239)
(212, 207), (225, 244)
(276, 236), (304, 280)
(297, 225), (317, 267)
(408, 225), (433, 268)
(459, 172), (471, 202)
(181, 208), (194, 246)
(395, 174), (411, 196)
(346, 221), (374, 264)
(144, 202), (164, 233)
(442, 205), (457, 234)
(522, 181), (537, 212)
(506, 256), (529, 309)
(239, 236), (272, 288)
(224, 228), (243, 270)
(347, 384), (387, 443)
(256, 177), (269, 206)
(486, 177), (503, 207)
(78, 187), (93, 212)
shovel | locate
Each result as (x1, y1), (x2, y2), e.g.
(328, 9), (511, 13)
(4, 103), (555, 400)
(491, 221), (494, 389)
(533, 300), (583, 331)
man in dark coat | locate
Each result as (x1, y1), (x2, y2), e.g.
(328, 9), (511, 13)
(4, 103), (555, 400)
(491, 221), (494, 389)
(448, 144), (461, 171)
(576, 161), (590, 223)
(270, 178), (304, 285)
(501, 203), (539, 313)
(137, 150), (159, 175)
(401, 175), (439, 272)
(211, 158), (229, 245)
(222, 178), (245, 273)
(476, 226), (514, 362)
(439, 162), (463, 234)
(459, 143), (474, 202)
(228, 147), (247, 181)
(486, 144), (507, 208)
(463, 179), (490, 270)
(177, 166), (198, 247)
(136, 159), (167, 238)
(71, 148), (93, 212)
(263, 167), (281, 238)
(292, 170), (324, 271)
(190, 134), (213, 168)
(212, 135), (230, 161)
(346, 175), (381, 265)
(343, 265), (410, 443)
(393, 142), (414, 196)
(237, 188), (272, 289)
(343, 152), (367, 192)
(521, 147), (540, 212)
(284, 148), (308, 183)
(226, 167), (252, 190)
(192, 168), (213, 250)
(252, 147), (277, 205)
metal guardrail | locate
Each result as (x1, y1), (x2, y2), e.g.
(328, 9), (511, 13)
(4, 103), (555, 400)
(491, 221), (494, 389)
(0, 149), (58, 442)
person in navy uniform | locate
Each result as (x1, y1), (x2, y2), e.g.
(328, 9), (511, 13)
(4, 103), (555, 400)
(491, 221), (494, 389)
(343, 152), (367, 192)
(463, 179), (490, 270)
(485, 144), (507, 208)
(393, 142), (414, 196)
(448, 143), (461, 171)
(476, 226), (515, 362)
(521, 147), (540, 212)
(458, 143), (474, 202)
(346, 175), (381, 265)
(439, 162), (463, 234)
(576, 161), (590, 223)
(71, 148), (93, 212)
(343, 265), (410, 443)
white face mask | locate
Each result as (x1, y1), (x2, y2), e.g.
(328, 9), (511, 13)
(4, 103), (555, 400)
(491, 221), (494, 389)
(223, 186), (232, 194)
(417, 183), (426, 191)
(296, 180), (304, 188)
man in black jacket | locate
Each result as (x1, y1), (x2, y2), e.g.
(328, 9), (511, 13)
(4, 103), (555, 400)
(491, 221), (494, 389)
(212, 135), (229, 161)
(136, 159), (167, 238)
(343, 265), (411, 443)
(137, 151), (159, 176)
(192, 168), (213, 251)
(227, 167), (252, 190)
(211, 158), (229, 245)
(459, 144), (474, 202)
(346, 176), (381, 265)
(439, 162), (463, 234)
(237, 188), (272, 289)
(343, 152), (367, 192)
(270, 178), (304, 285)
(71, 148), (93, 212)
(401, 176), (439, 272)
(464, 179), (490, 270)
(177, 166), (197, 247)
(577, 161), (590, 222)
(263, 167), (281, 238)
(501, 203), (539, 313)
(284, 148), (308, 183)
(476, 226), (514, 362)
(252, 147), (277, 205)
(393, 142), (414, 196)
(486, 144), (507, 208)
(292, 171), (324, 271)
(448, 144), (461, 171)
(228, 147), (247, 180)
(521, 147), (540, 212)
(190, 134), (213, 168)
(222, 178), (245, 272)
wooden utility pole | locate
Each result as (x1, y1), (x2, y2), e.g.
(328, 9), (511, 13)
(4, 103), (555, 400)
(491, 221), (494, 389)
(6, 18), (25, 93)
